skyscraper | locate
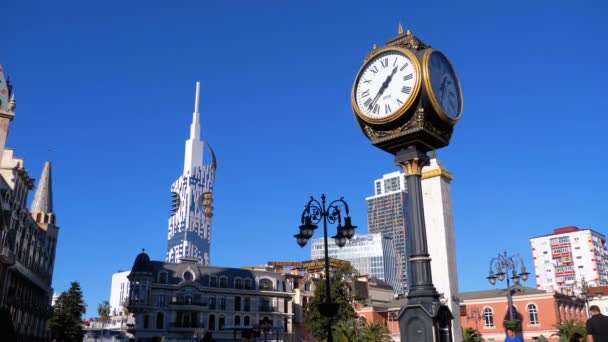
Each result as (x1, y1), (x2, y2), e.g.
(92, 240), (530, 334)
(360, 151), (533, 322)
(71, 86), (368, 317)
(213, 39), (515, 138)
(166, 82), (217, 265)
(310, 233), (402, 294)
(366, 171), (409, 294)
(530, 226), (608, 293)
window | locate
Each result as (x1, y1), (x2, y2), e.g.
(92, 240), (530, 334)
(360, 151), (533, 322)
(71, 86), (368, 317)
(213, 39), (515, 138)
(157, 295), (165, 307)
(235, 315), (241, 326)
(244, 297), (251, 312)
(144, 315), (149, 329)
(219, 315), (225, 330)
(244, 278), (253, 290)
(235, 278), (242, 289)
(527, 304), (539, 325)
(259, 278), (273, 291)
(220, 276), (227, 288)
(220, 297), (226, 310)
(235, 296), (241, 311)
(483, 307), (494, 327)
(183, 271), (194, 281)
(260, 298), (271, 312)
(158, 272), (168, 284)
(244, 315), (250, 326)
(208, 314), (215, 331)
(209, 297), (216, 310)
(156, 312), (164, 329)
(210, 276), (218, 287)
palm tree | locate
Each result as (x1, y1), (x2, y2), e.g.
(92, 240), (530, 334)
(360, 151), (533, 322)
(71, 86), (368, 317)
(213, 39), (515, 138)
(334, 320), (357, 342)
(97, 300), (111, 339)
(553, 320), (586, 342)
(361, 321), (392, 342)
(461, 327), (484, 342)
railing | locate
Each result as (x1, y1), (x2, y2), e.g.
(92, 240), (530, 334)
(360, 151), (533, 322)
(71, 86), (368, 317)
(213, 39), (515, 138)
(170, 300), (207, 306)
(258, 306), (278, 313)
(170, 321), (204, 328)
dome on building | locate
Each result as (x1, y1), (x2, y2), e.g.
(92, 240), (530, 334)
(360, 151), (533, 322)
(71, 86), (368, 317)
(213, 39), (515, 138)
(131, 249), (152, 273)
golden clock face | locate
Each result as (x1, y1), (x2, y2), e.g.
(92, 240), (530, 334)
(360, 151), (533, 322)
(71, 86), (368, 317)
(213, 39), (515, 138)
(422, 49), (463, 124)
(352, 47), (422, 124)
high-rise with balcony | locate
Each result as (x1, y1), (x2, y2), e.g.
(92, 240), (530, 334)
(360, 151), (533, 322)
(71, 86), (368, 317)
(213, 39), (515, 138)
(530, 226), (608, 293)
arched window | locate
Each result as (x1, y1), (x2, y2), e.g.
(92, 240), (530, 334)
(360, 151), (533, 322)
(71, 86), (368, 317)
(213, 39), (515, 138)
(244, 315), (250, 326)
(208, 314), (215, 331)
(527, 304), (539, 325)
(158, 271), (168, 284)
(235, 315), (241, 326)
(259, 278), (273, 291)
(235, 278), (243, 289)
(219, 314), (225, 330)
(156, 312), (164, 329)
(483, 307), (494, 327)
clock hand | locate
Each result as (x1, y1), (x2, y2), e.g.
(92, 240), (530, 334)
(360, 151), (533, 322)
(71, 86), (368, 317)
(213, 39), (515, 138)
(369, 66), (400, 110)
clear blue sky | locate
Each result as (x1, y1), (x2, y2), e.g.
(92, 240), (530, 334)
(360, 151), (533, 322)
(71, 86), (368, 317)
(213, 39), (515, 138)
(2, 0), (607, 318)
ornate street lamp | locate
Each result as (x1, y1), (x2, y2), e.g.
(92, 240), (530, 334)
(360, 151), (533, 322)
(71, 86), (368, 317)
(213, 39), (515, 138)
(466, 306), (484, 331)
(578, 277), (604, 318)
(294, 194), (356, 342)
(487, 252), (529, 321)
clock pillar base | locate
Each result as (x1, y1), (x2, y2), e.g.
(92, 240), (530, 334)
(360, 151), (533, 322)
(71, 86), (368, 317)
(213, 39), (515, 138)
(395, 146), (453, 342)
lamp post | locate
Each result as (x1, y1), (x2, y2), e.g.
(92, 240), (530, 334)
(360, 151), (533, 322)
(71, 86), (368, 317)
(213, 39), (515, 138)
(486, 252), (530, 322)
(578, 277), (604, 318)
(294, 194), (356, 342)
(466, 306), (484, 331)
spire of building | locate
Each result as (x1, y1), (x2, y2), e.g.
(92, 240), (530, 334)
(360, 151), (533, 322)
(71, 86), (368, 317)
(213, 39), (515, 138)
(31, 161), (53, 214)
(183, 81), (204, 175)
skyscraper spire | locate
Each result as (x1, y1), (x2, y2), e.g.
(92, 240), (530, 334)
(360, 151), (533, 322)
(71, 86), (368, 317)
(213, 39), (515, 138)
(31, 161), (53, 214)
(183, 81), (204, 174)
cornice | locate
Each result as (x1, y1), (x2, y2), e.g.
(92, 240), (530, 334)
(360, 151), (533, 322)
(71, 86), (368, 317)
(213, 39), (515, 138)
(421, 168), (453, 181)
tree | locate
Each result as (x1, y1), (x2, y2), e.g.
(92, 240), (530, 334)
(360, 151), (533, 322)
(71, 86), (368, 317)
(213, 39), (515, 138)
(97, 300), (111, 334)
(553, 320), (586, 342)
(361, 320), (392, 342)
(304, 273), (356, 341)
(49, 281), (87, 342)
(461, 327), (484, 342)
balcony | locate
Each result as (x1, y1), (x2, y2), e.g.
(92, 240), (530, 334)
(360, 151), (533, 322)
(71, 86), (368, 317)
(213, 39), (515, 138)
(169, 321), (204, 332)
(169, 300), (207, 311)
(258, 306), (278, 313)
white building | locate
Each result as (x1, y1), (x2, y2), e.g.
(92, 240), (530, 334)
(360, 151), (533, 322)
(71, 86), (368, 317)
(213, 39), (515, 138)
(167, 82), (217, 265)
(530, 226), (608, 293)
(109, 270), (131, 316)
(310, 233), (402, 294)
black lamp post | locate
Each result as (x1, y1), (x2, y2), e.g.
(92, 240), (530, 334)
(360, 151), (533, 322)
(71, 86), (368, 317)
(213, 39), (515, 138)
(294, 194), (356, 342)
(466, 306), (484, 331)
(578, 277), (604, 318)
(486, 252), (529, 321)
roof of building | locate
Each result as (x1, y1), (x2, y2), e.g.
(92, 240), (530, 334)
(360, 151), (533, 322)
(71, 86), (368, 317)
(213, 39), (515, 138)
(130, 250), (152, 274)
(30, 161), (53, 213)
(530, 226), (606, 240)
(459, 284), (547, 301)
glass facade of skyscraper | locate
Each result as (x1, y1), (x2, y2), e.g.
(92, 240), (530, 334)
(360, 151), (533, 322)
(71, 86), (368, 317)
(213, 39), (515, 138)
(366, 171), (409, 294)
(310, 233), (402, 294)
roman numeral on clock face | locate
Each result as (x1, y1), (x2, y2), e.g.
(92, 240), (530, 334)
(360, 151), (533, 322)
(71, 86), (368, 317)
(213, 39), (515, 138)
(385, 103), (391, 114)
(401, 86), (412, 94)
(361, 89), (370, 98)
(380, 58), (388, 68)
(370, 65), (379, 74)
(364, 98), (372, 108)
(372, 104), (380, 114)
(403, 73), (413, 81)
(400, 63), (409, 71)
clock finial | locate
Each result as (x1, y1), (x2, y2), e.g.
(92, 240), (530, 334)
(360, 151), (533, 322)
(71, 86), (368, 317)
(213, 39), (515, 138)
(372, 43), (378, 51)
(194, 81), (200, 114)
(398, 22), (404, 34)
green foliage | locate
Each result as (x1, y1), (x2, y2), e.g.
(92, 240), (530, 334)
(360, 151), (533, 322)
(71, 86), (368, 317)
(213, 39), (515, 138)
(333, 318), (392, 342)
(97, 300), (111, 320)
(503, 319), (521, 330)
(49, 281), (87, 342)
(362, 320), (392, 342)
(536, 335), (549, 342)
(553, 320), (586, 342)
(461, 327), (484, 342)
(333, 320), (357, 342)
(304, 275), (356, 341)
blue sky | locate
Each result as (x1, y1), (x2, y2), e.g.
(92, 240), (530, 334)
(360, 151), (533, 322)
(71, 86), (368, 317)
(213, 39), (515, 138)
(2, 0), (607, 317)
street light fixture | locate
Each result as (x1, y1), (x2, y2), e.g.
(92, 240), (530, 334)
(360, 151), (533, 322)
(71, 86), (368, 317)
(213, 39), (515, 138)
(294, 194), (356, 342)
(577, 277), (604, 318)
(487, 252), (529, 321)
(466, 306), (484, 331)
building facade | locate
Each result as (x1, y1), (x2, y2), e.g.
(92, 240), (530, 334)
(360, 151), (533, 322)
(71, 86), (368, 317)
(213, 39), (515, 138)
(110, 270), (131, 316)
(127, 251), (293, 341)
(366, 171), (409, 294)
(459, 285), (586, 342)
(0, 65), (59, 340)
(310, 233), (402, 294)
(167, 82), (217, 265)
(530, 226), (608, 293)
